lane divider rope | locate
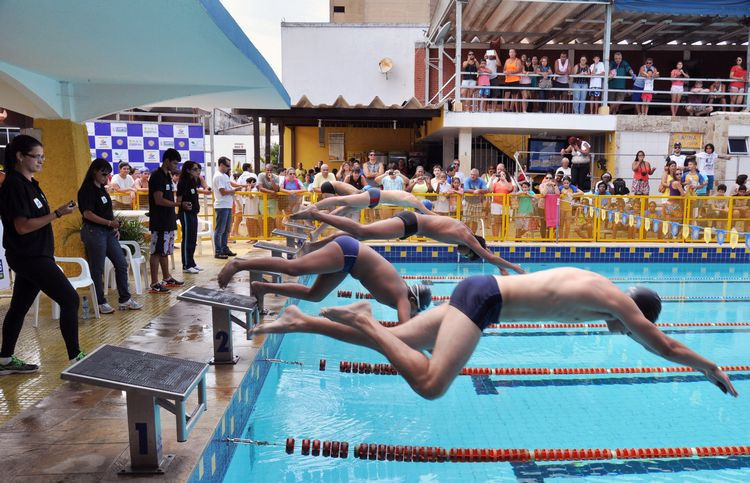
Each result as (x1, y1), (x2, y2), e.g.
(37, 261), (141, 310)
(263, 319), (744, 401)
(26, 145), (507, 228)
(258, 357), (750, 378)
(399, 275), (750, 283)
(228, 437), (750, 463)
(338, 290), (750, 303)
(375, 321), (750, 329)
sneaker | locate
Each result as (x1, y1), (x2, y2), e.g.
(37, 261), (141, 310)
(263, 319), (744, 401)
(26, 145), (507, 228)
(183, 267), (200, 274)
(149, 282), (170, 294)
(69, 351), (87, 364)
(98, 303), (115, 314)
(0, 356), (39, 375)
(162, 277), (184, 287)
(193, 265), (204, 271)
(224, 249), (237, 257)
(119, 299), (143, 310)
(214, 253), (228, 259)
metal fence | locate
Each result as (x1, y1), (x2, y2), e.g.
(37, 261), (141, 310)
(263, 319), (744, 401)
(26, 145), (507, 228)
(113, 191), (750, 246)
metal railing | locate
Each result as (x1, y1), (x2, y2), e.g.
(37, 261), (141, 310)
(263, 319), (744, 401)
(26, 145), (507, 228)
(447, 71), (750, 113)
(112, 191), (750, 245)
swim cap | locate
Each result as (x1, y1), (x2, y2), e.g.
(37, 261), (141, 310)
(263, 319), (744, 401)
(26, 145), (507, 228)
(626, 287), (662, 323)
(422, 199), (433, 211)
(321, 181), (335, 195)
(362, 185), (372, 192)
(460, 235), (486, 261)
(409, 284), (432, 311)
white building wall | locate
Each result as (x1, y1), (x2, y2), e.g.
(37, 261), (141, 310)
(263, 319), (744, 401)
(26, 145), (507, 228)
(727, 125), (750, 186)
(616, 131), (671, 194)
(281, 23), (426, 105)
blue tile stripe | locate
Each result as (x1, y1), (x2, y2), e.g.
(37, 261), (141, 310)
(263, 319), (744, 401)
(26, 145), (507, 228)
(371, 245), (750, 263)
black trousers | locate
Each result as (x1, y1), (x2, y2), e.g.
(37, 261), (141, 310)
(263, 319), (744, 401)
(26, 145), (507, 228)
(1, 256), (80, 360)
(571, 163), (591, 192)
(179, 211), (198, 270)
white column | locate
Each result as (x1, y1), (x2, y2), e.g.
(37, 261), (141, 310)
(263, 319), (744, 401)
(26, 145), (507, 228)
(454, 0), (463, 106)
(601, 2), (612, 113)
(442, 133), (455, 167)
(458, 128), (472, 172)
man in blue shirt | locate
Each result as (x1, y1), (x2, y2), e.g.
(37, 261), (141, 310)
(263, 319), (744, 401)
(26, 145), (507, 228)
(463, 168), (488, 233)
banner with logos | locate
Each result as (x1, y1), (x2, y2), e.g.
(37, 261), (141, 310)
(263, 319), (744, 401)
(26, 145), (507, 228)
(85, 121), (205, 172)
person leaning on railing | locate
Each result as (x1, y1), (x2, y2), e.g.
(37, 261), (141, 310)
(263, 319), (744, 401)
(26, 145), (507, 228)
(670, 61), (689, 117)
(406, 165), (433, 198)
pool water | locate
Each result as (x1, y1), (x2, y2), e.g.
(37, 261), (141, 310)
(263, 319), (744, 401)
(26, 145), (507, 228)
(223, 263), (750, 482)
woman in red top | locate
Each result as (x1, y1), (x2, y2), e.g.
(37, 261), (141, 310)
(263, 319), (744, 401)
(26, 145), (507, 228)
(489, 169), (514, 237)
(729, 57), (747, 112)
(631, 151), (655, 195)
(670, 61), (688, 117)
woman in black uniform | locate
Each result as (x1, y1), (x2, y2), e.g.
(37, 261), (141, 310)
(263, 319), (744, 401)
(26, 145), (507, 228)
(0, 135), (85, 375)
(77, 158), (143, 314)
(176, 161), (200, 273)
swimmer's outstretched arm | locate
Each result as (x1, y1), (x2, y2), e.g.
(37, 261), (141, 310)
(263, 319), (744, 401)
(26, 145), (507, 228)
(458, 233), (525, 274)
(381, 191), (437, 215)
(615, 304), (738, 397)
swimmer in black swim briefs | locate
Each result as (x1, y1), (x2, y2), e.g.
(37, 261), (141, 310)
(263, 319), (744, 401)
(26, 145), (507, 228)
(299, 207), (525, 275)
(254, 267), (737, 400)
(217, 235), (431, 323)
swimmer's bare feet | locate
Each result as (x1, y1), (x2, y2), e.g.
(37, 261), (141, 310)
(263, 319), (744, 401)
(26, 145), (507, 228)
(320, 301), (373, 326)
(299, 241), (312, 256)
(290, 205), (317, 220)
(499, 267), (509, 276)
(217, 260), (240, 289)
(252, 305), (304, 335)
(250, 281), (267, 300)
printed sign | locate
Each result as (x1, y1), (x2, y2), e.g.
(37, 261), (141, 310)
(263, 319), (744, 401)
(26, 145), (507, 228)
(669, 132), (703, 151)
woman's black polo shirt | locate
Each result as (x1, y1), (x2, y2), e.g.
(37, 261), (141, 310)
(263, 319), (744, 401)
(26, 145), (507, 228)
(0, 169), (54, 259)
(77, 181), (114, 227)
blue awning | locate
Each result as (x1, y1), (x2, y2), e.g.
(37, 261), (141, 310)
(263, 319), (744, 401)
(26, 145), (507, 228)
(615, 0), (750, 17)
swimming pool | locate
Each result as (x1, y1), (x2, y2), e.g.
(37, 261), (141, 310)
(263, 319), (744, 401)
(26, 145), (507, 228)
(218, 262), (750, 482)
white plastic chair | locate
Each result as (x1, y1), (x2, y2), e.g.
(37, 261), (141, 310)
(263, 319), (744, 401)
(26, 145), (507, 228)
(33, 257), (99, 326)
(104, 241), (148, 295)
(196, 217), (215, 256)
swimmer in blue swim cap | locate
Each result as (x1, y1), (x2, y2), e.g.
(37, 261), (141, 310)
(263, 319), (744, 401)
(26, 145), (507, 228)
(256, 267), (737, 400)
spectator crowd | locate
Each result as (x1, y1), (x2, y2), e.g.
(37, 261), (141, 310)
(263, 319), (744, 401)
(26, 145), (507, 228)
(458, 50), (748, 115)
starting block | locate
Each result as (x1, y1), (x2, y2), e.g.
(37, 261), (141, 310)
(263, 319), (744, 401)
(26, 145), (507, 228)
(249, 269), (283, 314)
(177, 286), (259, 365)
(62, 345), (208, 475)
(254, 241), (299, 259)
(284, 220), (315, 233)
(272, 228), (307, 249)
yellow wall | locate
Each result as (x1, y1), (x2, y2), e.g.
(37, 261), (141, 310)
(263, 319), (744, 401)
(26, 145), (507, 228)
(33, 119), (90, 259)
(482, 134), (529, 161)
(602, 131), (617, 178)
(288, 126), (415, 171)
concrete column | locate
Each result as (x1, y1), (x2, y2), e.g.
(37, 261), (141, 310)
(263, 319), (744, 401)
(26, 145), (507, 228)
(442, 133), (455, 167)
(32, 119), (89, 259)
(253, 117), (261, 172)
(454, 0), (464, 107)
(601, 2), (612, 113)
(458, 128), (472, 172)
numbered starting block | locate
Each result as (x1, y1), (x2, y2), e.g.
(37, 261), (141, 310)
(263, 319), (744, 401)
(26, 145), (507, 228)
(250, 270), (283, 314)
(271, 228), (307, 249)
(284, 220), (315, 233)
(61, 345), (208, 474)
(253, 240), (299, 259)
(177, 286), (259, 365)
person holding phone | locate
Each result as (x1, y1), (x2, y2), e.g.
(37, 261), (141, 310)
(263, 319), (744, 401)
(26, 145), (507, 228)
(0, 135), (86, 374)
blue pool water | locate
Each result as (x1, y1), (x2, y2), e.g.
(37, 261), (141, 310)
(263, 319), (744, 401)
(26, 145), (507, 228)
(223, 263), (750, 482)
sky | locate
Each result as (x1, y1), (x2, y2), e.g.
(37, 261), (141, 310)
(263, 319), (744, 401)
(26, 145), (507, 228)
(221, 0), (328, 79)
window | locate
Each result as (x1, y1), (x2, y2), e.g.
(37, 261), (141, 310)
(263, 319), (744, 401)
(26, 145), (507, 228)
(728, 137), (748, 154)
(333, 5), (345, 13)
(328, 133), (345, 162)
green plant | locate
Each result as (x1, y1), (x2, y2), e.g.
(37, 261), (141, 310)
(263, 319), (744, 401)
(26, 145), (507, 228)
(116, 217), (148, 254)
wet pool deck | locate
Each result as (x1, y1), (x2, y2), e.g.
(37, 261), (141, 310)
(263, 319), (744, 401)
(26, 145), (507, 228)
(0, 247), (289, 481)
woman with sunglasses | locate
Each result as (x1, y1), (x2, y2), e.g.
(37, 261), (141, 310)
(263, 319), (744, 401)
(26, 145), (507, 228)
(0, 135), (85, 374)
(176, 161), (203, 273)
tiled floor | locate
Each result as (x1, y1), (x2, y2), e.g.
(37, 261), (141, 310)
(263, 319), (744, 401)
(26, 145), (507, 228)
(0, 243), (289, 481)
